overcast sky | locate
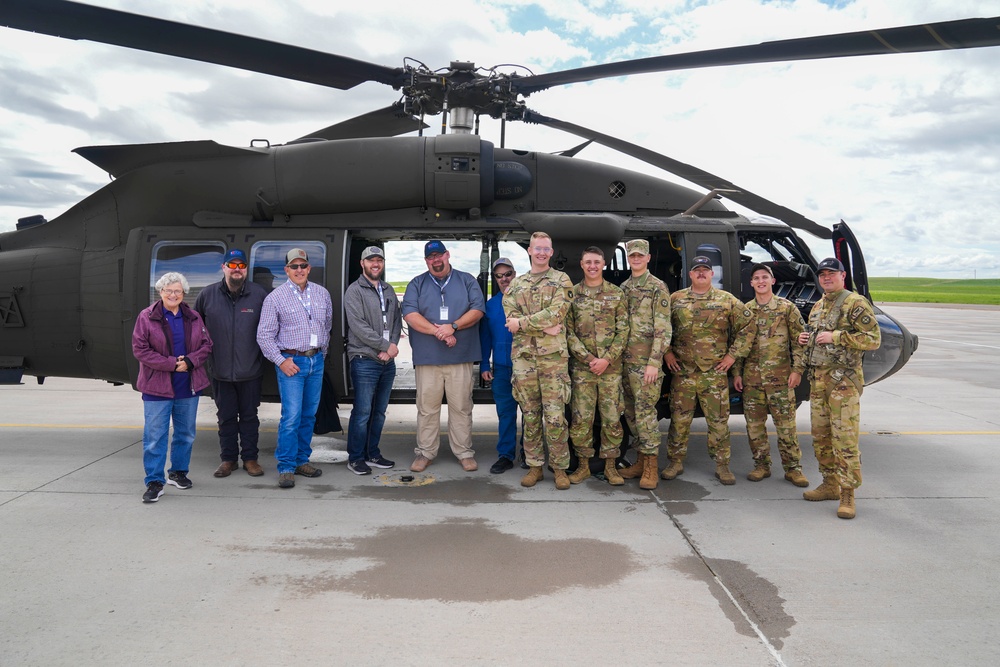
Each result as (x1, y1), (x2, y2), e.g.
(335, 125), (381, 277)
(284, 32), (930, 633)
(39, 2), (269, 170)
(1, 0), (998, 279)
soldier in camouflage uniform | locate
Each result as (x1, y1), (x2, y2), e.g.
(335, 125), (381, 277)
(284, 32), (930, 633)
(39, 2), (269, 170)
(732, 263), (809, 487)
(663, 256), (755, 485)
(504, 231), (575, 490)
(617, 239), (672, 490)
(797, 257), (880, 520)
(566, 246), (629, 486)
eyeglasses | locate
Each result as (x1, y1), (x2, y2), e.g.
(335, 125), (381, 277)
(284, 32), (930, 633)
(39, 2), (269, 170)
(494, 270), (514, 279)
(225, 261), (247, 269)
(287, 263), (309, 271)
(531, 247), (552, 254)
(425, 252), (445, 260)
(160, 289), (184, 296)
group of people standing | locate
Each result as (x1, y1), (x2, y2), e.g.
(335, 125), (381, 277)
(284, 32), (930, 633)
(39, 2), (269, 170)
(132, 235), (880, 520)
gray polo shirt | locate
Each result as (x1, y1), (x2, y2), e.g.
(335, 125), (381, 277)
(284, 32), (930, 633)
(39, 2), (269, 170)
(402, 269), (485, 366)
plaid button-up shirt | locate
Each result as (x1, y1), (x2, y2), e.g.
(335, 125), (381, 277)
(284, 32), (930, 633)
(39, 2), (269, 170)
(256, 280), (333, 365)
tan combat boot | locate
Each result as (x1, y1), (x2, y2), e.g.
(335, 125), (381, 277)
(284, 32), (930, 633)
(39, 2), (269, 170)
(568, 458), (591, 484)
(715, 462), (736, 485)
(521, 466), (543, 488)
(553, 469), (570, 490)
(747, 465), (771, 482)
(604, 458), (624, 486)
(784, 469), (809, 487)
(837, 488), (856, 519)
(619, 453), (644, 479)
(639, 453), (659, 490)
(803, 476), (840, 501)
(660, 459), (684, 480)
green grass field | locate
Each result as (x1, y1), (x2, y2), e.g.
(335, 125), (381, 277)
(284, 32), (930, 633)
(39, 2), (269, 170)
(869, 277), (1000, 305)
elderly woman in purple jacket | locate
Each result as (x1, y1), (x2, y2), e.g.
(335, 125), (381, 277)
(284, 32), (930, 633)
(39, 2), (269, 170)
(132, 272), (213, 503)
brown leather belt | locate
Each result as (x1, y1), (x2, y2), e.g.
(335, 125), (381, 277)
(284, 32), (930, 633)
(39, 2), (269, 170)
(281, 348), (319, 357)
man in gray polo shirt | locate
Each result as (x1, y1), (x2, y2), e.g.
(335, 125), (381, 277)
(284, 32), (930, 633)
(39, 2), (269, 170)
(402, 240), (485, 473)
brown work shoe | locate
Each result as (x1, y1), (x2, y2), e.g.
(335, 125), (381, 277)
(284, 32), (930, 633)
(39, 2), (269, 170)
(521, 466), (543, 487)
(243, 460), (264, 477)
(278, 472), (295, 489)
(619, 454), (644, 479)
(747, 465), (771, 482)
(837, 488), (856, 519)
(213, 461), (237, 478)
(461, 457), (478, 472)
(660, 459), (684, 480)
(784, 469), (808, 487)
(294, 464), (322, 478)
(410, 455), (432, 472)
(715, 463), (736, 485)
(803, 476), (840, 501)
(553, 469), (570, 490)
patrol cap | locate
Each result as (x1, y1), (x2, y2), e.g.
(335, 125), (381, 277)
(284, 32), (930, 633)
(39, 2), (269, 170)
(361, 246), (385, 260)
(225, 249), (247, 264)
(285, 248), (309, 265)
(492, 257), (514, 270)
(424, 240), (447, 257)
(626, 239), (649, 255)
(749, 262), (773, 278)
(817, 257), (845, 273)
(690, 255), (713, 270)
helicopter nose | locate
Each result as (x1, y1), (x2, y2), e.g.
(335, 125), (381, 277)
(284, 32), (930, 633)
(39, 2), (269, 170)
(862, 306), (918, 385)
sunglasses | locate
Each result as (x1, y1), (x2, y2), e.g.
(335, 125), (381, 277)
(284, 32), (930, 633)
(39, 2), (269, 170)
(225, 261), (247, 269)
(287, 263), (309, 271)
(494, 270), (514, 279)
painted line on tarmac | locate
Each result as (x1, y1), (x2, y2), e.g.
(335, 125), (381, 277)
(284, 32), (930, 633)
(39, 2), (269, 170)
(920, 336), (1000, 350)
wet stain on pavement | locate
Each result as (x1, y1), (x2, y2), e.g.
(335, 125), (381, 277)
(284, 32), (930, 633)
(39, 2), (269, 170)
(239, 517), (639, 602)
(675, 555), (793, 649)
(650, 479), (710, 514)
(347, 477), (517, 504)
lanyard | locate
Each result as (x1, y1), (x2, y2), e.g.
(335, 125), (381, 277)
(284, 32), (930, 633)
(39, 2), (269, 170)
(376, 281), (388, 327)
(292, 281), (312, 320)
(430, 271), (453, 306)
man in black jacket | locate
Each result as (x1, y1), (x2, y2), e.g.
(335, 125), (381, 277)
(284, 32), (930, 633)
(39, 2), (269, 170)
(194, 249), (269, 477)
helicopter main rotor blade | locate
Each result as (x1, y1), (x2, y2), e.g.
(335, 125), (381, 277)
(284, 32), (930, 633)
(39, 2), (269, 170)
(0, 0), (404, 90)
(292, 104), (427, 142)
(523, 109), (833, 240)
(516, 16), (1000, 94)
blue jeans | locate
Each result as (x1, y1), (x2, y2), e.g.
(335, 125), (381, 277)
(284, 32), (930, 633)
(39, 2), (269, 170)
(275, 353), (324, 474)
(142, 396), (200, 485)
(347, 356), (395, 463)
(491, 364), (521, 461)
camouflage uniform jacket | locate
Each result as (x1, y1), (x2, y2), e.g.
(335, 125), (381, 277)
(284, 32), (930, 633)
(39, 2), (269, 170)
(806, 288), (880, 384)
(669, 286), (755, 373)
(733, 296), (806, 387)
(503, 268), (574, 359)
(566, 280), (629, 373)
(620, 270), (672, 367)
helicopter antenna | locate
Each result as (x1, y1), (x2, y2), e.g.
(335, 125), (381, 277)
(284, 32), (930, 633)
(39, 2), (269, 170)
(682, 189), (740, 216)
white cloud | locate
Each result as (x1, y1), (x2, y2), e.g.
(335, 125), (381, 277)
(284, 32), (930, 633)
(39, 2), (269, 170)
(1, 0), (998, 277)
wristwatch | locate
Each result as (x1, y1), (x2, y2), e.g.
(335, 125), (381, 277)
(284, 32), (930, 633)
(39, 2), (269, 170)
(450, 322), (458, 331)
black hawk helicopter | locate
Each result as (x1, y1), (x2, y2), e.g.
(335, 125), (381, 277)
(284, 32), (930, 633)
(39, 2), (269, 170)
(2, 0), (995, 408)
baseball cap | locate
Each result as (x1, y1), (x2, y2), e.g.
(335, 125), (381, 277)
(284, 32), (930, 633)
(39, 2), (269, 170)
(424, 240), (447, 257)
(492, 257), (514, 270)
(817, 257), (845, 272)
(361, 246), (385, 260)
(225, 249), (247, 264)
(749, 262), (773, 277)
(626, 239), (649, 255)
(285, 248), (309, 265)
(691, 256), (713, 270)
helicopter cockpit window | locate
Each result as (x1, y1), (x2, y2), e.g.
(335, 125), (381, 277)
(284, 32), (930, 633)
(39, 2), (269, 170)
(249, 241), (326, 293)
(149, 241), (226, 306)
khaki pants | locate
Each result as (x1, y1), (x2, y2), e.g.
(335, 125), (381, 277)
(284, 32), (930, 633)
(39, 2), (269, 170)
(414, 363), (475, 460)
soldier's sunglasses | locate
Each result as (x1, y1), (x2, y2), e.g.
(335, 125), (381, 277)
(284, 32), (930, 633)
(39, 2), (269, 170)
(225, 261), (247, 269)
(494, 270), (514, 279)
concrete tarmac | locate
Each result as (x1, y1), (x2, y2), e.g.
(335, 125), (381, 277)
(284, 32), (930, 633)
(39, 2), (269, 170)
(1, 303), (998, 666)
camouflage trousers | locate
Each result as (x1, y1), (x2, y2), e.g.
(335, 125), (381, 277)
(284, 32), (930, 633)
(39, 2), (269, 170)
(742, 383), (802, 472)
(569, 366), (624, 460)
(622, 363), (663, 455)
(809, 369), (862, 489)
(512, 353), (571, 470)
(666, 368), (731, 464)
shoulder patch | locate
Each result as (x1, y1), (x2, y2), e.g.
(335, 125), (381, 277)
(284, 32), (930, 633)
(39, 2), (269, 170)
(567, 290), (573, 299)
(661, 299), (669, 308)
(850, 305), (865, 319)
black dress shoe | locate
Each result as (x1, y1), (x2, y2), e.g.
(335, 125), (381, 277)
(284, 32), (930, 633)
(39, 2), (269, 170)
(490, 458), (514, 474)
